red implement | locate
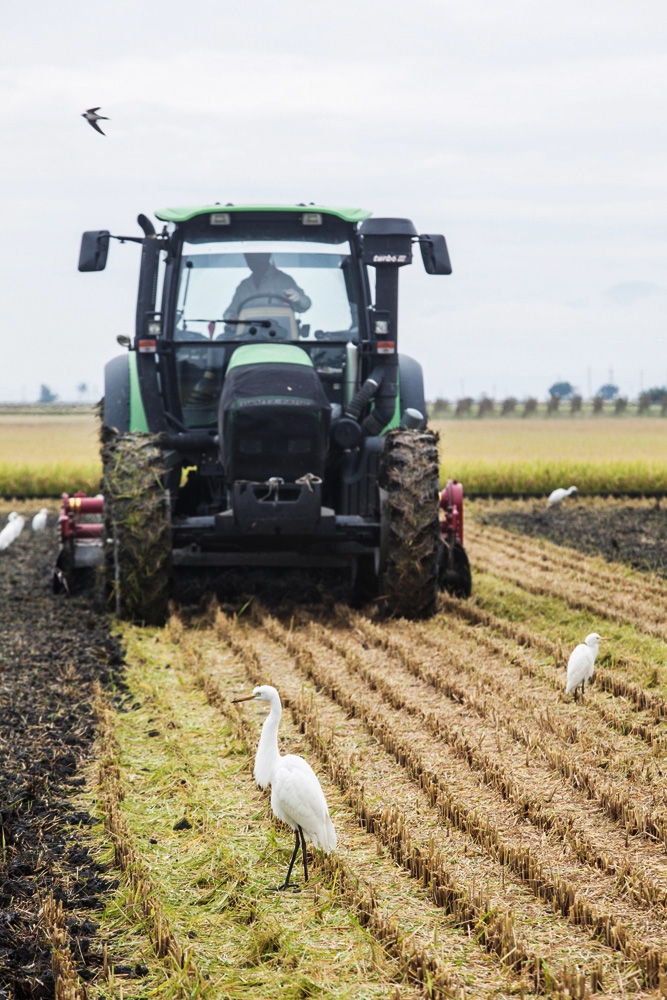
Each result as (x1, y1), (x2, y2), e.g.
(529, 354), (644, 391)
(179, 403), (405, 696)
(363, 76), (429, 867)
(439, 479), (464, 546)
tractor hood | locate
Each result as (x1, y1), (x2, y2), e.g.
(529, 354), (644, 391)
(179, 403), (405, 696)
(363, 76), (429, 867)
(218, 344), (331, 484)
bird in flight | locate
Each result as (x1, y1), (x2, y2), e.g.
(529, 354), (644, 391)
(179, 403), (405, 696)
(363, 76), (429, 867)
(82, 107), (109, 135)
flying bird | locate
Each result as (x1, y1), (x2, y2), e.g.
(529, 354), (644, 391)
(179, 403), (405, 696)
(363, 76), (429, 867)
(232, 684), (337, 891)
(548, 485), (578, 506)
(32, 509), (48, 532)
(565, 632), (603, 699)
(82, 107), (109, 135)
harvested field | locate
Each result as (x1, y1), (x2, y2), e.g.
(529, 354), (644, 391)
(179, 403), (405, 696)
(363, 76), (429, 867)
(479, 497), (667, 576)
(4, 498), (667, 997)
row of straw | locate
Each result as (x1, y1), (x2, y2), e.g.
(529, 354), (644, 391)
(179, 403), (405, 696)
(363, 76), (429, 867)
(39, 893), (87, 1000)
(440, 594), (667, 722)
(213, 609), (612, 997)
(348, 606), (667, 858)
(260, 613), (667, 989)
(92, 681), (204, 994)
(171, 612), (459, 1000)
(312, 620), (667, 917)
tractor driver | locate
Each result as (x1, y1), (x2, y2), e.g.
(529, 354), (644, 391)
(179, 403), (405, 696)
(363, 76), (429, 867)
(223, 253), (311, 322)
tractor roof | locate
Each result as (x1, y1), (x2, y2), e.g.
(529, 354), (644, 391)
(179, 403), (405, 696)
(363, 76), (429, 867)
(154, 204), (372, 224)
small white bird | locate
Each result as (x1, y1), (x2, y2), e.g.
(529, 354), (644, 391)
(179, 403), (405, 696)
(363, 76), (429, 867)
(232, 684), (337, 891)
(0, 512), (24, 551)
(81, 107), (109, 135)
(548, 485), (578, 506)
(32, 509), (48, 532)
(565, 633), (603, 699)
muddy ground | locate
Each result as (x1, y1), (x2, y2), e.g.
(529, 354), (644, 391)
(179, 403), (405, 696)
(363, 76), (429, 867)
(480, 498), (667, 576)
(0, 505), (125, 998)
(1, 497), (666, 996)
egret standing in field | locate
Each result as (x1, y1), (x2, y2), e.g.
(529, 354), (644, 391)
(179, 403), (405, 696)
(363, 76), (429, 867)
(0, 513), (23, 551)
(32, 509), (48, 532)
(0, 515), (16, 551)
(548, 485), (578, 506)
(565, 633), (603, 699)
(232, 685), (337, 891)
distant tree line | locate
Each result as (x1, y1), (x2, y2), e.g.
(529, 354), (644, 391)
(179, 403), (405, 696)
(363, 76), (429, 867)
(429, 385), (667, 418)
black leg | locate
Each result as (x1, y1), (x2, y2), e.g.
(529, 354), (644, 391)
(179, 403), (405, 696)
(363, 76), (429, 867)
(299, 825), (309, 883)
(268, 828), (301, 892)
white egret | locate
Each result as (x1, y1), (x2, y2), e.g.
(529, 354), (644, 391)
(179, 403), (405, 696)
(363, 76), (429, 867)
(232, 685), (337, 891)
(0, 513), (23, 551)
(32, 509), (48, 532)
(548, 486), (578, 506)
(565, 633), (603, 699)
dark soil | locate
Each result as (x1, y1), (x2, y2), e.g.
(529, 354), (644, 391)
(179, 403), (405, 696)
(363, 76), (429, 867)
(482, 499), (667, 576)
(0, 503), (125, 998)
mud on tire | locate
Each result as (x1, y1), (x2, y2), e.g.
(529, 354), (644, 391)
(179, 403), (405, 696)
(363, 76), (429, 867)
(379, 428), (441, 619)
(101, 429), (171, 624)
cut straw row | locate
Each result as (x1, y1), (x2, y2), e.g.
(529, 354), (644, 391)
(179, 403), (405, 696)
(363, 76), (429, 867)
(258, 612), (667, 987)
(311, 620), (667, 917)
(469, 536), (667, 645)
(92, 681), (203, 993)
(439, 594), (667, 721)
(213, 609), (622, 996)
(172, 613), (460, 1000)
(347, 607), (667, 855)
(39, 893), (86, 1000)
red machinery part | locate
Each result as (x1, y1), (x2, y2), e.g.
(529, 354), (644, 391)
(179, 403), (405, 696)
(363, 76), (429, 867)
(59, 492), (105, 541)
(439, 478), (464, 545)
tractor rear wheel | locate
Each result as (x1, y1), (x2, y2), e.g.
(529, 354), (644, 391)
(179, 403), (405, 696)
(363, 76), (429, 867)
(379, 428), (441, 619)
(101, 429), (172, 625)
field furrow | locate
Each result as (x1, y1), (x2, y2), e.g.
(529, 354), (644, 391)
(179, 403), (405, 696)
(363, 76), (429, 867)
(467, 523), (667, 643)
(472, 522), (667, 606)
(176, 613), (537, 1000)
(63, 496), (667, 998)
(206, 607), (666, 996)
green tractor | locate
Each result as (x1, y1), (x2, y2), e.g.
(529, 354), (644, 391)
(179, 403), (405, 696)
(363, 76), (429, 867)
(73, 204), (470, 622)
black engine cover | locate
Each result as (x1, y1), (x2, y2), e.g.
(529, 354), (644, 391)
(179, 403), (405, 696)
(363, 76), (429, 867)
(218, 359), (331, 483)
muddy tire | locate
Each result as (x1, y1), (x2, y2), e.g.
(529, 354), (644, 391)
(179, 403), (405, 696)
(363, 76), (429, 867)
(379, 428), (441, 619)
(101, 429), (171, 625)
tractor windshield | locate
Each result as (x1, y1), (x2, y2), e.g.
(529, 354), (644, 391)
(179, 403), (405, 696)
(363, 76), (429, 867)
(174, 239), (358, 342)
(169, 239), (360, 429)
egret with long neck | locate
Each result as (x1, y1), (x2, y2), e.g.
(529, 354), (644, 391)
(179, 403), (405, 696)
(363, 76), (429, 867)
(233, 684), (337, 891)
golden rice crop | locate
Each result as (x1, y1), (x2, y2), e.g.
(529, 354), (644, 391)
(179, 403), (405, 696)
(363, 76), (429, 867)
(0, 411), (101, 495)
(433, 417), (667, 493)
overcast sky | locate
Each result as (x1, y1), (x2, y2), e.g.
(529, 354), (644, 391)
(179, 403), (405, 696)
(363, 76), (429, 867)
(2, 0), (666, 401)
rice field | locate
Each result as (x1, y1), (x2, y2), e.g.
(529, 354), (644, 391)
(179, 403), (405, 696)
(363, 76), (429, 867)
(0, 409), (100, 495)
(69, 506), (667, 999)
(0, 410), (665, 496)
(432, 418), (667, 494)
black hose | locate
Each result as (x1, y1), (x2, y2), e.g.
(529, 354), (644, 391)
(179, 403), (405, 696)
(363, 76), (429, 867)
(345, 374), (381, 421)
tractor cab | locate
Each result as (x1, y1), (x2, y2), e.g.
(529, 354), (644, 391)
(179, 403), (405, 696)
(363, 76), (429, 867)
(162, 208), (367, 430)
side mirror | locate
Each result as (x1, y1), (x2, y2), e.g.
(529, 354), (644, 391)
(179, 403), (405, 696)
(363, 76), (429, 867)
(78, 230), (110, 272)
(419, 234), (452, 275)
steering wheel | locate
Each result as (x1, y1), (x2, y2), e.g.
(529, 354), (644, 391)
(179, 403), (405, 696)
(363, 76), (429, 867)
(234, 292), (295, 314)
